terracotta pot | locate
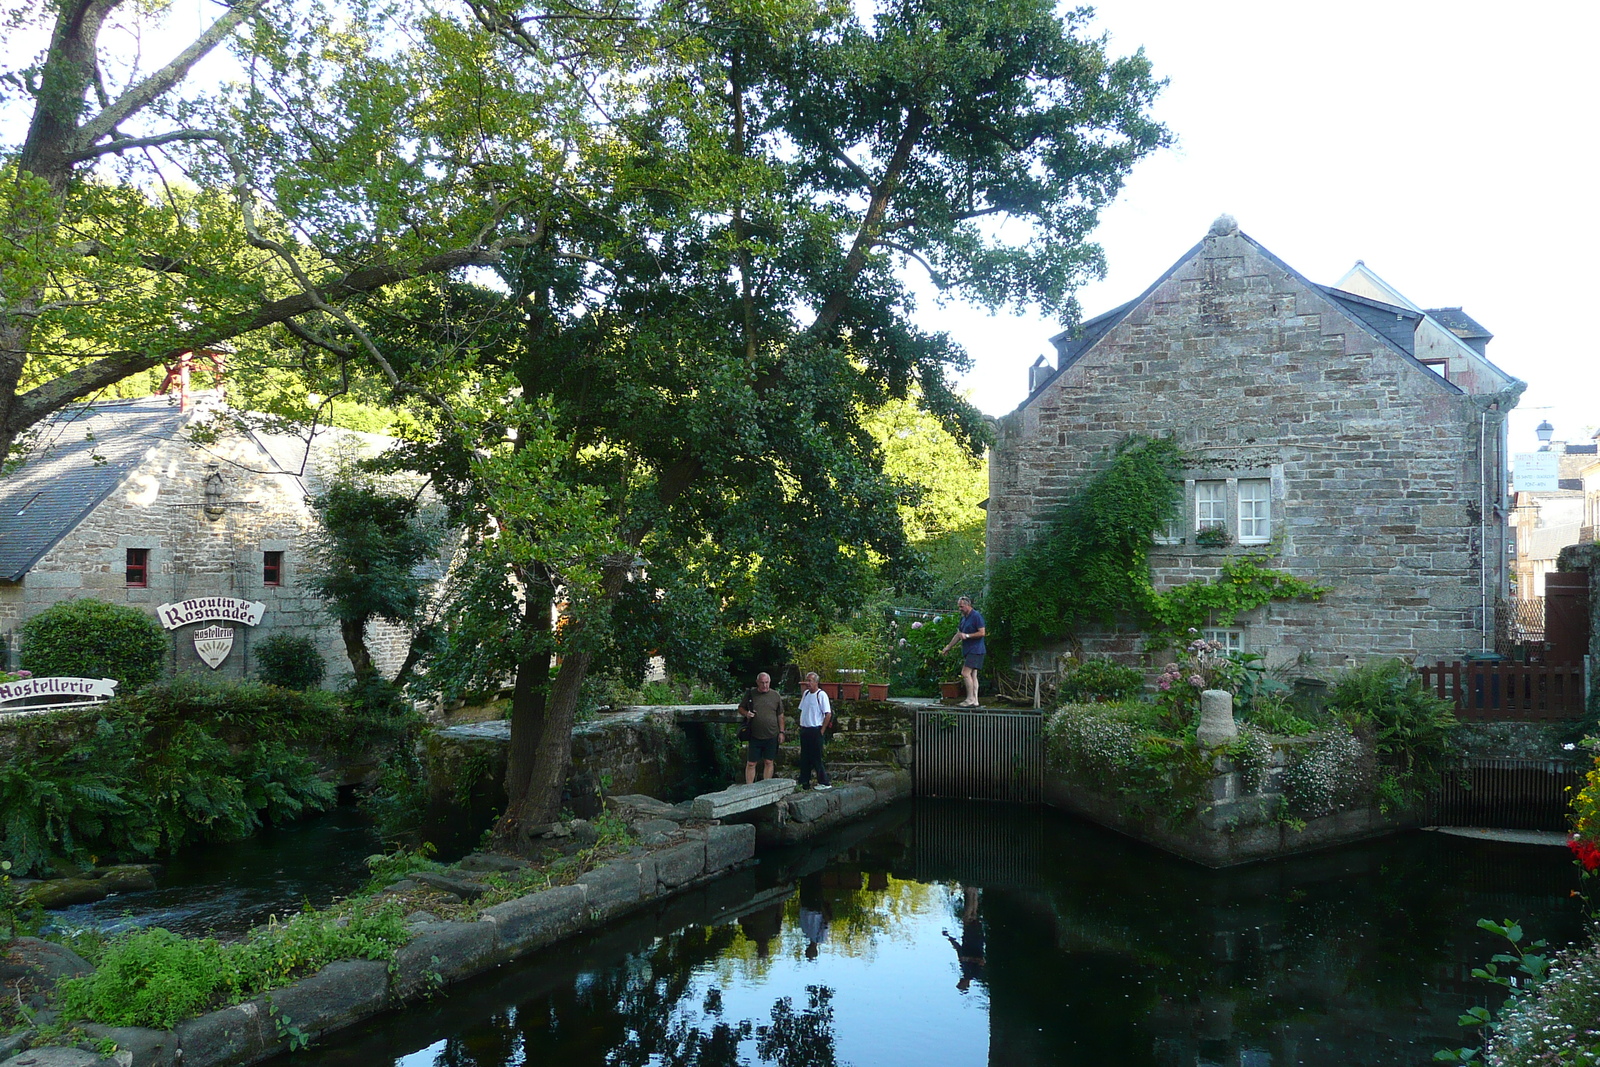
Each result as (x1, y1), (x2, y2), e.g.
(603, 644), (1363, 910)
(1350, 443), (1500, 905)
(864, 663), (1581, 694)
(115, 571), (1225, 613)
(940, 681), (961, 703)
(840, 682), (862, 701)
(867, 683), (889, 701)
(820, 682), (841, 700)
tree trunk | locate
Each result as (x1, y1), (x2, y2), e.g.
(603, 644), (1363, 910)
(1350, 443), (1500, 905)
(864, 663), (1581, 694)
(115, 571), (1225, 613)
(492, 588), (554, 848)
(338, 617), (375, 678)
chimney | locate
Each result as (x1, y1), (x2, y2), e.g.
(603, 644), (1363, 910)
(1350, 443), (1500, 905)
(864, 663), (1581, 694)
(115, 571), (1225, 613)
(1028, 355), (1053, 393)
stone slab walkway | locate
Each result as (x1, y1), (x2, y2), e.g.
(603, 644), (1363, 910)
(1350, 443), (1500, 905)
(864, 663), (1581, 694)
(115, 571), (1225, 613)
(1423, 825), (1569, 847)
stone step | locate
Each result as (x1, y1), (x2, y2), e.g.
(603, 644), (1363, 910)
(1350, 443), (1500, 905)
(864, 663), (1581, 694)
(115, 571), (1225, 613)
(689, 779), (796, 819)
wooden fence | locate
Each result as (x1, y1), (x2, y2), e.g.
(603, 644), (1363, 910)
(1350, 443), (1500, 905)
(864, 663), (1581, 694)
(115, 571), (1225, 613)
(1418, 661), (1587, 721)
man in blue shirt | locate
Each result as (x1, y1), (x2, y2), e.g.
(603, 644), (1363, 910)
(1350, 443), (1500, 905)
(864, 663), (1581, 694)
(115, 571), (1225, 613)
(942, 596), (987, 707)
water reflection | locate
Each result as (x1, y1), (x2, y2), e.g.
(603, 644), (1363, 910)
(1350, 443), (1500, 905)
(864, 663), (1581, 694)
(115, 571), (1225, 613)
(287, 803), (1581, 1067)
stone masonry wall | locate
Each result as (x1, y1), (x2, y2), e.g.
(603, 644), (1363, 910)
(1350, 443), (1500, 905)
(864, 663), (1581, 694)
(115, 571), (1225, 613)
(0, 428), (407, 686)
(989, 226), (1514, 672)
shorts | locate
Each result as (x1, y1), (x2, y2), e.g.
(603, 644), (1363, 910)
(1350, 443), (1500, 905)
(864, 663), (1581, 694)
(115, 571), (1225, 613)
(963, 652), (986, 671)
(747, 736), (779, 763)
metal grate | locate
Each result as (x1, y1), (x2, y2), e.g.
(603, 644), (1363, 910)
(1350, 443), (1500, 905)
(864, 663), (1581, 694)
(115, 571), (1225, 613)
(1428, 757), (1582, 831)
(914, 709), (1044, 803)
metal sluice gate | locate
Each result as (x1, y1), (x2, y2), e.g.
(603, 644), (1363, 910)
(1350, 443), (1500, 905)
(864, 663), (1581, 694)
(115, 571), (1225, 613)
(914, 708), (1044, 804)
(1427, 757), (1583, 832)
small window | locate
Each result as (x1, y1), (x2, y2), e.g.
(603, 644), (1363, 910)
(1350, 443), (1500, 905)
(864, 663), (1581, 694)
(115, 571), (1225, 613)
(1195, 481), (1226, 531)
(1238, 479), (1271, 544)
(262, 551), (283, 587)
(1153, 513), (1184, 545)
(1202, 628), (1244, 655)
(126, 548), (149, 588)
(1420, 358), (1449, 380)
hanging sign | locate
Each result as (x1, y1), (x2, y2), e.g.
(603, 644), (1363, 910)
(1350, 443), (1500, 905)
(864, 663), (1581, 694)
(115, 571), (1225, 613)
(0, 676), (119, 711)
(155, 597), (266, 630)
(1513, 453), (1560, 493)
(193, 625), (235, 670)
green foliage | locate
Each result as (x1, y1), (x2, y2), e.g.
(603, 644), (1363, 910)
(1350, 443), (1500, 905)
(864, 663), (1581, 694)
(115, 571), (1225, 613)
(253, 634), (326, 691)
(891, 613), (960, 695)
(1434, 918), (1567, 1065)
(0, 859), (42, 940)
(794, 630), (879, 682)
(57, 903), (409, 1030)
(1146, 559), (1327, 641)
(19, 599), (167, 688)
(989, 437), (1184, 655)
(1059, 659), (1145, 703)
(1043, 703), (1216, 824)
(1327, 658), (1459, 787)
(361, 842), (443, 894)
(0, 678), (416, 875)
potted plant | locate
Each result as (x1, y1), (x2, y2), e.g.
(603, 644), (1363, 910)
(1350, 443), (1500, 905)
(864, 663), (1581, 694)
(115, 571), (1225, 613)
(1195, 523), (1233, 548)
(866, 678), (889, 701)
(839, 670), (864, 701)
(940, 680), (962, 703)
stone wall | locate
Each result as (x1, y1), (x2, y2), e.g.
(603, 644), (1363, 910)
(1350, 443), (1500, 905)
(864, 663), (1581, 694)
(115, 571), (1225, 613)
(0, 426), (411, 686)
(989, 225), (1517, 672)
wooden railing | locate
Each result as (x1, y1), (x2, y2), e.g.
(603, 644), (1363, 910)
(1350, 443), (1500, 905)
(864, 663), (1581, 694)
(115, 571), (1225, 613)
(1418, 661), (1587, 721)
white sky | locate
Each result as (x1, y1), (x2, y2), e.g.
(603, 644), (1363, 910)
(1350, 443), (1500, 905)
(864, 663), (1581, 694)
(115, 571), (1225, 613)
(7, 1), (1595, 453)
(934, 0), (1600, 454)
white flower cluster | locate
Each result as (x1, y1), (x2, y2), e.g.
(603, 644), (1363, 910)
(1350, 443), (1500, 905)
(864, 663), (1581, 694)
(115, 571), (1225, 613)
(1282, 728), (1363, 817)
(1486, 937), (1600, 1064)
(1044, 705), (1143, 774)
(1232, 726), (1276, 794)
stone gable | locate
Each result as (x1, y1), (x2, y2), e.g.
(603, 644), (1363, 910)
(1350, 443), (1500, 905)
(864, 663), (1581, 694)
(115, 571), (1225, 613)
(989, 223), (1519, 669)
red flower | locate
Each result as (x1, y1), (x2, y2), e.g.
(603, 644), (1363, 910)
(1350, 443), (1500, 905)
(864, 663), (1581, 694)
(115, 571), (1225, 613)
(1568, 836), (1600, 872)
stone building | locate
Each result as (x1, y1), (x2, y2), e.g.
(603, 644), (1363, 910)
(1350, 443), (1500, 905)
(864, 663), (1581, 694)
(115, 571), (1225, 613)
(0, 392), (413, 683)
(1510, 437), (1596, 598)
(988, 216), (1524, 670)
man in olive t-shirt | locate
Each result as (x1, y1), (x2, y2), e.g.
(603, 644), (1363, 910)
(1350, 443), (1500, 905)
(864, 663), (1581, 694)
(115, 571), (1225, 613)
(741, 672), (786, 783)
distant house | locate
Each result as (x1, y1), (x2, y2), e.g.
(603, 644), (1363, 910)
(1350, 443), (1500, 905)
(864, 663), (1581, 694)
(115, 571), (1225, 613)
(1510, 437), (1596, 598)
(988, 216), (1525, 669)
(0, 393), (413, 682)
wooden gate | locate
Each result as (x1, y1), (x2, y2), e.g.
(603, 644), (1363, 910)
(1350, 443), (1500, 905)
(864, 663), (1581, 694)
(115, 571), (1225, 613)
(914, 709), (1044, 803)
(1546, 571), (1592, 667)
(1419, 661), (1587, 721)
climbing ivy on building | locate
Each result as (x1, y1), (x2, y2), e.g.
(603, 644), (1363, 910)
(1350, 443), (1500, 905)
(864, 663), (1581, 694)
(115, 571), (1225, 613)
(989, 435), (1325, 657)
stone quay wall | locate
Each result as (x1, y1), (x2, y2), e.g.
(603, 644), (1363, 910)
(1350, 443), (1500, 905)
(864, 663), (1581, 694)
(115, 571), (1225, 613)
(989, 226), (1515, 672)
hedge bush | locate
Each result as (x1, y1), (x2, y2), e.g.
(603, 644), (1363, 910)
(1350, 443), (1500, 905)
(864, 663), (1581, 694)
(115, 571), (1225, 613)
(254, 633), (326, 690)
(20, 599), (167, 688)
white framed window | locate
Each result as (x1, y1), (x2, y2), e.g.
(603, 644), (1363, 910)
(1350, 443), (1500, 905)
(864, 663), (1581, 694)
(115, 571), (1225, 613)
(1237, 479), (1271, 544)
(1153, 499), (1184, 545)
(1195, 481), (1226, 531)
(1202, 628), (1244, 654)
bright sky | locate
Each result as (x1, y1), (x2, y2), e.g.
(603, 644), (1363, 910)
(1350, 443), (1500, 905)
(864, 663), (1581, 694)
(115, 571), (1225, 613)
(935, 0), (1600, 455)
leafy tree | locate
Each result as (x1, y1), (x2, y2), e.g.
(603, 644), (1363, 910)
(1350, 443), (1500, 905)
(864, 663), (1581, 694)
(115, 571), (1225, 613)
(372, 0), (1169, 843)
(20, 598), (167, 687)
(303, 475), (442, 681)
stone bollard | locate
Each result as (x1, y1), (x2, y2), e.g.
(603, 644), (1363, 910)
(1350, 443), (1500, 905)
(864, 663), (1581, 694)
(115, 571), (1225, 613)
(1196, 689), (1237, 748)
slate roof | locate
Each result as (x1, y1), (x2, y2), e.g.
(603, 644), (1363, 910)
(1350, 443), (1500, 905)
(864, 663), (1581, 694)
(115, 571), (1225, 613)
(0, 396), (191, 581)
(1029, 229), (1459, 409)
(1424, 307), (1493, 342)
(1524, 523), (1583, 561)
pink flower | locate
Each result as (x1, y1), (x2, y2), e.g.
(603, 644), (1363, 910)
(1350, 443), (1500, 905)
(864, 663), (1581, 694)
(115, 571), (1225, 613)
(1158, 677), (1172, 691)
(911, 621), (922, 629)
(1188, 675), (1204, 687)
(16, 670), (31, 678)
(898, 638), (907, 646)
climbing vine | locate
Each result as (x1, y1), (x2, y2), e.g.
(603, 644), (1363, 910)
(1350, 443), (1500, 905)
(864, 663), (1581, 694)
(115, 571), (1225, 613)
(989, 436), (1184, 657)
(989, 436), (1326, 657)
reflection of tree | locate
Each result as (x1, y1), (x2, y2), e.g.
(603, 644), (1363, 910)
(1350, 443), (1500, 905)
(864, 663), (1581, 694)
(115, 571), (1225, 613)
(757, 986), (845, 1067)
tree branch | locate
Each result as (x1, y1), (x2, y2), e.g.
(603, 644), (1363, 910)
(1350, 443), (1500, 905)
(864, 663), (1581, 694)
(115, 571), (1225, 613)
(70, 128), (232, 162)
(75, 0), (270, 149)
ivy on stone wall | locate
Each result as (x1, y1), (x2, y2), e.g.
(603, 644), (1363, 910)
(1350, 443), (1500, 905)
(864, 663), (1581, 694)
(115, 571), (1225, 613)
(989, 435), (1325, 658)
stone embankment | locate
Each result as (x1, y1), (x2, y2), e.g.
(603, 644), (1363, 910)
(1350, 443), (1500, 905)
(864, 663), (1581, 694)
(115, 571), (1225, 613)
(8, 768), (911, 1067)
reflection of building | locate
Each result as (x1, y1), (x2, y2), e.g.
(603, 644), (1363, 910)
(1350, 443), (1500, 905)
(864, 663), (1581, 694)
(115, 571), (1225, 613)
(0, 393), (412, 681)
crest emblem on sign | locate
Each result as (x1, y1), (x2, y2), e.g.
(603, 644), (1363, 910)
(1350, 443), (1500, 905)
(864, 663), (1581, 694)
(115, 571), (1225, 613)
(193, 625), (235, 669)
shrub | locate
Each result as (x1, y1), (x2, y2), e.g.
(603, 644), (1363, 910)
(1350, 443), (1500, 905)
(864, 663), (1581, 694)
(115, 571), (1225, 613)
(1326, 658), (1457, 782)
(1044, 703), (1214, 823)
(254, 633), (326, 690)
(1059, 659), (1144, 703)
(20, 599), (166, 688)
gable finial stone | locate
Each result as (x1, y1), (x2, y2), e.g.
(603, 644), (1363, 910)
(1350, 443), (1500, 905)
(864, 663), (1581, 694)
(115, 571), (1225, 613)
(1208, 214), (1239, 237)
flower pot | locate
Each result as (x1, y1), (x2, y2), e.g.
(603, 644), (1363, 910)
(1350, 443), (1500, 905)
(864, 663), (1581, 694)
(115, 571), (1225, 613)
(840, 682), (863, 701)
(820, 682), (841, 700)
(940, 681), (961, 703)
(867, 683), (889, 701)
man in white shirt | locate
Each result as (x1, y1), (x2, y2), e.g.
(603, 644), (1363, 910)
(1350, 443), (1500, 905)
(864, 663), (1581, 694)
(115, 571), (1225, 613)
(796, 672), (834, 791)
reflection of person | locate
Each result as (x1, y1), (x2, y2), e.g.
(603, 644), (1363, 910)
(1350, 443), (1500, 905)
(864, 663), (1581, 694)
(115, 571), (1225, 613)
(942, 885), (986, 992)
(740, 673), (786, 784)
(796, 673), (834, 791)
(941, 596), (987, 708)
(739, 901), (785, 960)
(799, 873), (831, 961)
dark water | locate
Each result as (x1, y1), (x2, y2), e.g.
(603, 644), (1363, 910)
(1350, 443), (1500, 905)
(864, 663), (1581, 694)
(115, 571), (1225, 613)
(47, 802), (388, 939)
(275, 802), (1583, 1067)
